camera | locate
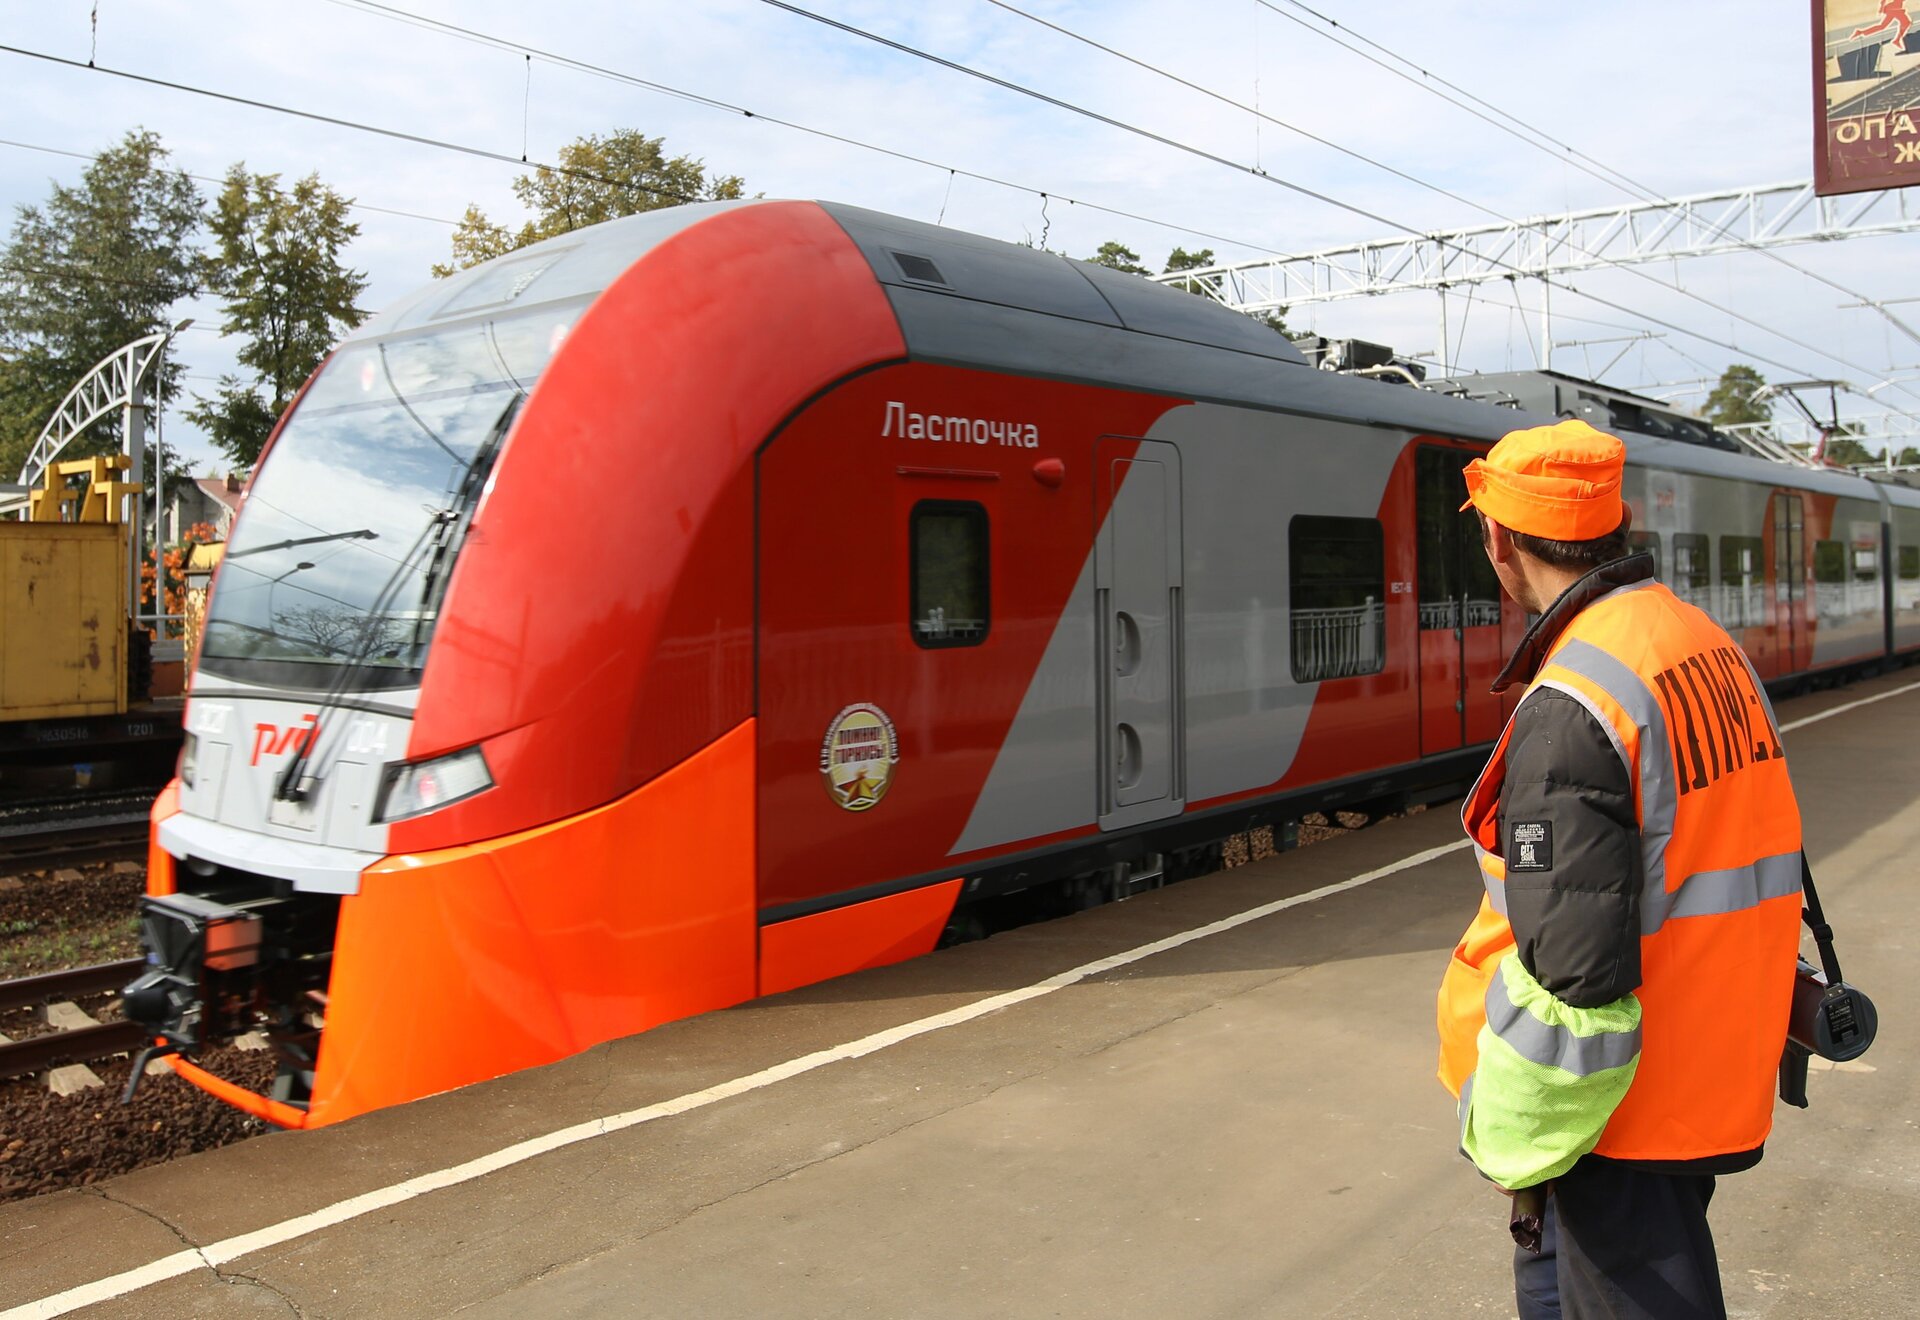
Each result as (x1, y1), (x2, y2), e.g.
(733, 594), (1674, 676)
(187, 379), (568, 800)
(1778, 958), (1878, 1108)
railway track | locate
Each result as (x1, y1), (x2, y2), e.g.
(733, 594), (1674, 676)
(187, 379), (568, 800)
(0, 959), (147, 1082)
(0, 789), (155, 872)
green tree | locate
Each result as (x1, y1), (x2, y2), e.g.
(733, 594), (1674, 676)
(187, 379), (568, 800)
(0, 129), (201, 480)
(1896, 445), (1920, 466)
(187, 166), (369, 469)
(1162, 246), (1214, 277)
(435, 129), (746, 276)
(1823, 430), (1875, 467)
(1086, 241), (1149, 275)
(1249, 309), (1290, 338)
(1704, 364), (1770, 429)
(1161, 246), (1214, 296)
(1161, 245), (1288, 335)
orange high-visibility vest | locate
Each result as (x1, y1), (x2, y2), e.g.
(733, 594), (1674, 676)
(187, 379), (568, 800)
(1437, 578), (1804, 1163)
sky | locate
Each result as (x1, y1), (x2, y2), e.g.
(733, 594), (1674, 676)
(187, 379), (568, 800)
(5, 0), (1920, 478)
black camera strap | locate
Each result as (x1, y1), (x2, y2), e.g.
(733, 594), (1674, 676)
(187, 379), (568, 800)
(1799, 852), (1845, 987)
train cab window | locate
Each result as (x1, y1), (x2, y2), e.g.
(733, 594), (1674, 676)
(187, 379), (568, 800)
(1671, 534), (1710, 610)
(1900, 545), (1920, 580)
(1813, 540), (1846, 584)
(1628, 531), (1661, 579)
(911, 501), (990, 647)
(1289, 515), (1386, 682)
(1718, 535), (1764, 629)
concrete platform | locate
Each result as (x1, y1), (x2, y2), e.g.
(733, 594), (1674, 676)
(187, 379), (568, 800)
(3, 672), (1918, 1318)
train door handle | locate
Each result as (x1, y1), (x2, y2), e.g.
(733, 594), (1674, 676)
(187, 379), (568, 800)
(1113, 611), (1143, 676)
(1114, 722), (1143, 789)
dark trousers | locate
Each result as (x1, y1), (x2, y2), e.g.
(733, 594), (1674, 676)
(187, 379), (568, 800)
(1513, 1160), (1725, 1320)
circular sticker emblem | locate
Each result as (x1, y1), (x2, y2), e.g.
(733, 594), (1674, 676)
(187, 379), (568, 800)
(820, 703), (900, 812)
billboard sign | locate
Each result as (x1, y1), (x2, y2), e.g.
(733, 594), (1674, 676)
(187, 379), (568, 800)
(1817, 1), (1920, 194)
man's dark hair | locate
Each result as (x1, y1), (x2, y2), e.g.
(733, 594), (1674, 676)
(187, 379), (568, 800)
(1506, 517), (1631, 570)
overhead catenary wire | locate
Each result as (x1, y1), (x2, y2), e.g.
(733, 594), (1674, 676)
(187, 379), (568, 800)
(0, 33), (1855, 396)
(11, 11), (1912, 423)
(978, 0), (1513, 229)
(758, 0), (1920, 415)
(970, 0), (1920, 413)
(316, 0), (1920, 415)
(314, 0), (1298, 260)
(318, 0), (1918, 413)
(0, 135), (459, 227)
(1262, 0), (1920, 355)
(1259, 0), (1657, 201)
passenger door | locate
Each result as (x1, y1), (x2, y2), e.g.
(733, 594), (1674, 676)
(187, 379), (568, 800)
(1770, 492), (1808, 676)
(1416, 445), (1506, 755)
(1096, 438), (1184, 830)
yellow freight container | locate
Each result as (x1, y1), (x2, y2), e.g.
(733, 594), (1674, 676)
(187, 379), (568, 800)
(0, 521), (128, 719)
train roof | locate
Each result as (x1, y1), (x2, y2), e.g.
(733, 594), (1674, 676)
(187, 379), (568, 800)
(348, 199), (1920, 512)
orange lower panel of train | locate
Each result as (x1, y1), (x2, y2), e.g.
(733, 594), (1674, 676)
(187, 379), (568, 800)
(148, 721), (954, 1128)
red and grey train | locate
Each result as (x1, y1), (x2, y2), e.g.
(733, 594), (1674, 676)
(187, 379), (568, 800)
(124, 199), (1920, 1127)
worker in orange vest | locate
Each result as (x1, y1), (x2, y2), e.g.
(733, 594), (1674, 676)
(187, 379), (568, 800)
(1438, 419), (1803, 1319)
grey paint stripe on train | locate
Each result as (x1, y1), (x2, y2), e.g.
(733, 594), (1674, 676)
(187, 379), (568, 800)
(1546, 637), (1678, 907)
(948, 403), (1402, 855)
(1484, 958), (1641, 1077)
(948, 543), (1103, 856)
(1658, 850), (1803, 926)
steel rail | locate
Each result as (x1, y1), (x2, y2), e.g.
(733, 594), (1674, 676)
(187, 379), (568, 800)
(0, 815), (149, 872)
(0, 958), (145, 1013)
(0, 959), (149, 1083)
(0, 1020), (147, 1081)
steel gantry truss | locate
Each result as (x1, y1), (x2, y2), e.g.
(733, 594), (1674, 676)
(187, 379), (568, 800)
(12, 327), (180, 493)
(1149, 181), (1920, 310)
(1721, 414), (1920, 457)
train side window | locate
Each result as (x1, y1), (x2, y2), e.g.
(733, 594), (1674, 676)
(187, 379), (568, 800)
(1718, 535), (1764, 629)
(1671, 533), (1709, 609)
(1289, 515), (1385, 683)
(911, 501), (989, 648)
(1900, 545), (1919, 580)
(1813, 540), (1846, 584)
(1628, 530), (1661, 579)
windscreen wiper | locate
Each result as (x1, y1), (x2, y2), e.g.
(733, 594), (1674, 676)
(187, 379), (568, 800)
(272, 391), (523, 804)
(407, 391), (522, 658)
(225, 529), (378, 560)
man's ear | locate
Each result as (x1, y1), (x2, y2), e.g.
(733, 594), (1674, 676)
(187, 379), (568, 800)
(1483, 516), (1515, 566)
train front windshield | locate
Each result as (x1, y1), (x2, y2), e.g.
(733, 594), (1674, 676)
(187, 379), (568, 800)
(198, 300), (582, 691)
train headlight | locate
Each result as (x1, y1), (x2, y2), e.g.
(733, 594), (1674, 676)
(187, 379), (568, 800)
(179, 731), (199, 789)
(375, 746), (493, 823)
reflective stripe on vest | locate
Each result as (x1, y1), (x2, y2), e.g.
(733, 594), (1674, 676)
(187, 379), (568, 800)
(1538, 635), (1677, 902)
(1438, 578), (1803, 1162)
(1484, 957), (1641, 1076)
(1461, 953), (1642, 1189)
(1471, 628), (1798, 936)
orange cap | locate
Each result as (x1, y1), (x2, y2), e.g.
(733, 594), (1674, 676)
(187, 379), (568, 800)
(1459, 418), (1626, 541)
